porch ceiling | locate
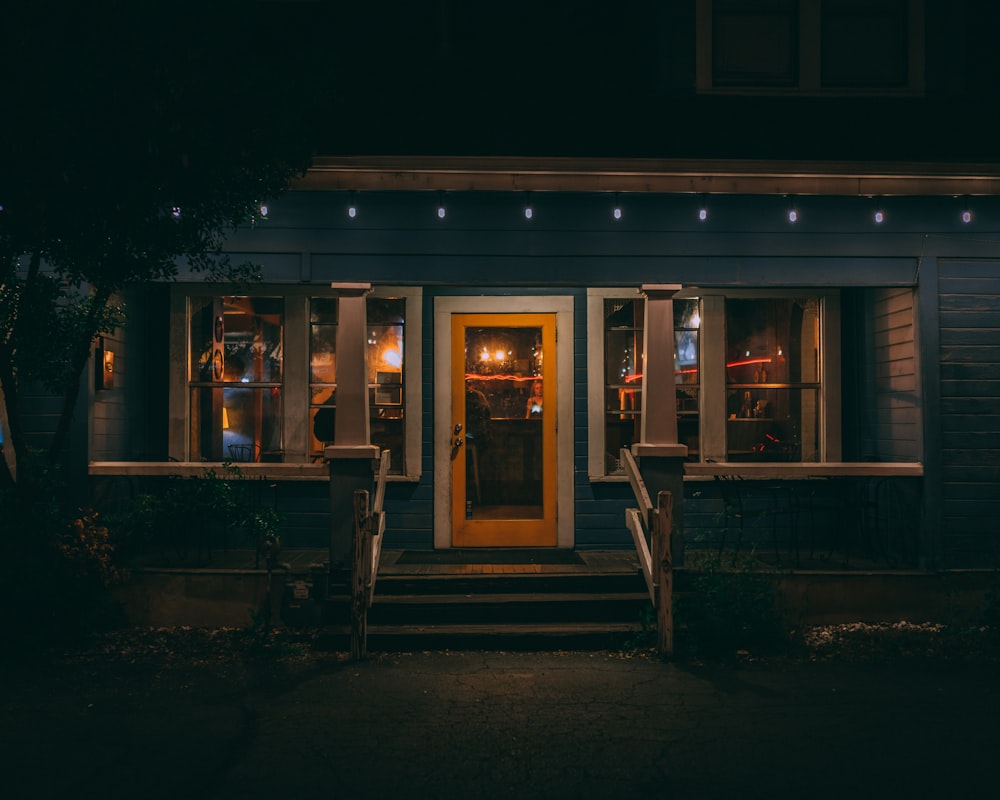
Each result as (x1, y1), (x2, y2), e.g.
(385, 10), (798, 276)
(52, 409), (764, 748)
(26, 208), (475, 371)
(297, 156), (1000, 197)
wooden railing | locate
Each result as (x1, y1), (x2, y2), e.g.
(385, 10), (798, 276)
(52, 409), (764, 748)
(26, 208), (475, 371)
(621, 448), (674, 657)
(350, 449), (390, 661)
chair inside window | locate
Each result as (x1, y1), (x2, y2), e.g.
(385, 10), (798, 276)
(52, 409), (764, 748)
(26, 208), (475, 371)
(228, 442), (261, 463)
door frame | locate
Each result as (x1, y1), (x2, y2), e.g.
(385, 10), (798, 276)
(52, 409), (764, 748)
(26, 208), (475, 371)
(434, 295), (575, 549)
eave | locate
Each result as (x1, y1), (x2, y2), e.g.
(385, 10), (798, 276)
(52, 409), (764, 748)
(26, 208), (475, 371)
(297, 156), (1000, 197)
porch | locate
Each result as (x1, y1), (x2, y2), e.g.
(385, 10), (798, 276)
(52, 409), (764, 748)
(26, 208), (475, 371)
(112, 541), (994, 650)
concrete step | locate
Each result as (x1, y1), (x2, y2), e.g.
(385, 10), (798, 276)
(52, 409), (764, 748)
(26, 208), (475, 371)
(312, 565), (657, 650)
(373, 571), (650, 596)
(368, 591), (652, 626)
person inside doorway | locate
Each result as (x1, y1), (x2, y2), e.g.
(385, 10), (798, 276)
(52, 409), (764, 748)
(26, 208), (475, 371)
(525, 379), (543, 418)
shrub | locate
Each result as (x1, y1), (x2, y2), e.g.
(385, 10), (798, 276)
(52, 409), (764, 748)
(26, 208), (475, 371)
(676, 555), (789, 659)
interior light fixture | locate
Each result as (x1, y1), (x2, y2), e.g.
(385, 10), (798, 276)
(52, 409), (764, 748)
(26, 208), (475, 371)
(524, 192), (533, 220)
(962, 209), (973, 224)
(874, 209), (885, 224)
(437, 191), (447, 220)
(612, 193), (622, 221)
(258, 204), (269, 219)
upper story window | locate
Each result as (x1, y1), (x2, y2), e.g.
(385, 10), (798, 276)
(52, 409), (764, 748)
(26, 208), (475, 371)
(712, 0), (800, 88)
(697, 0), (924, 95)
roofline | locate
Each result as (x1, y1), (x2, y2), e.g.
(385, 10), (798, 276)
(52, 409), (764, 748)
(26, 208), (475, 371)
(296, 156), (1000, 196)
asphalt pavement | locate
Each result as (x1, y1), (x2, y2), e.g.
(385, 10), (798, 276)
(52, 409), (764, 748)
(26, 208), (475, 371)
(3, 646), (997, 799)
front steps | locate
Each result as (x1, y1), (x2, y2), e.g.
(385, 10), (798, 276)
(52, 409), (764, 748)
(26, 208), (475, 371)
(318, 551), (655, 651)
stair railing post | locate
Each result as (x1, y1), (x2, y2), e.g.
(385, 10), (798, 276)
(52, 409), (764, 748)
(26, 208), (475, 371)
(351, 489), (372, 661)
(653, 490), (674, 657)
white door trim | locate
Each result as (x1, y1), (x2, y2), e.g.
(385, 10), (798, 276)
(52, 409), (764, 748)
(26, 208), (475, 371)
(433, 295), (575, 549)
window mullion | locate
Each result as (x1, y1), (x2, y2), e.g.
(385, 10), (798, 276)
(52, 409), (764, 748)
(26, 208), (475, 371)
(284, 297), (310, 461)
(701, 295), (728, 462)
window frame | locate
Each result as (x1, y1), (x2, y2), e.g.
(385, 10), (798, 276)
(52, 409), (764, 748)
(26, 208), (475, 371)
(587, 287), (840, 480)
(169, 284), (422, 479)
(695, 0), (925, 96)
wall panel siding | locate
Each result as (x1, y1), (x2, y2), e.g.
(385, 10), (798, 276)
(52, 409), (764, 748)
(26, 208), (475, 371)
(938, 261), (1000, 567)
(863, 287), (919, 461)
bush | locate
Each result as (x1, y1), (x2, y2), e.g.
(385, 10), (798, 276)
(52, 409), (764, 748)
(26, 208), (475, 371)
(676, 555), (789, 659)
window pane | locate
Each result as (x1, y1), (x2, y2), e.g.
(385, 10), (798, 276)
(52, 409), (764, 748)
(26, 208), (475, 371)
(310, 388), (336, 452)
(191, 387), (283, 462)
(725, 388), (819, 461)
(190, 296), (283, 383)
(822, 0), (908, 88)
(310, 301), (338, 384)
(675, 298), (701, 461)
(713, 0), (798, 87)
(368, 298), (405, 474)
(726, 298), (821, 462)
(604, 299), (643, 474)
(463, 325), (544, 516)
(188, 297), (284, 462)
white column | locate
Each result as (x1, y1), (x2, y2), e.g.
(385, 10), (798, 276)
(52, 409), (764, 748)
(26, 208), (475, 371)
(324, 283), (379, 583)
(330, 283), (374, 449)
(635, 284), (688, 459)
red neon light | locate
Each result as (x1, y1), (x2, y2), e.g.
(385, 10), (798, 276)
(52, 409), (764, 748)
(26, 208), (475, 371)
(465, 374), (538, 383)
(726, 357), (772, 368)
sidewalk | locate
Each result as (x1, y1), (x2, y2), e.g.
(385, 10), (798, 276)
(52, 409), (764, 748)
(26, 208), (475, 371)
(4, 640), (997, 799)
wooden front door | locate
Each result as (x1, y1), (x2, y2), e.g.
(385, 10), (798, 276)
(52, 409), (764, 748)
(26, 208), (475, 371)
(450, 313), (557, 547)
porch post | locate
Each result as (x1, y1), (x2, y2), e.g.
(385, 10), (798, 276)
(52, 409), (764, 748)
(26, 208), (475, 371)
(325, 283), (380, 590)
(633, 284), (688, 566)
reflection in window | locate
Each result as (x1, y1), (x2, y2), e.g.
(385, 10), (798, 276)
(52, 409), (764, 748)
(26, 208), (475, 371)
(309, 298), (337, 455)
(604, 298), (644, 474)
(189, 296), (284, 462)
(675, 298), (701, 461)
(368, 298), (405, 473)
(464, 325), (544, 515)
(725, 298), (820, 462)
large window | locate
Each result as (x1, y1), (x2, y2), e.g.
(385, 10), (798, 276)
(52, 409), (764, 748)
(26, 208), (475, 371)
(177, 286), (420, 476)
(589, 289), (832, 478)
(697, 0), (924, 95)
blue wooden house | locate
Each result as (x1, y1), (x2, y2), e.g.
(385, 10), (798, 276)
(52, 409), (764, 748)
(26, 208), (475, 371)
(72, 1), (1000, 576)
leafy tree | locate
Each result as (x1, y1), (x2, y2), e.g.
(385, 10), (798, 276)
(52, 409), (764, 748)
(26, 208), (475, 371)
(0, 2), (330, 504)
